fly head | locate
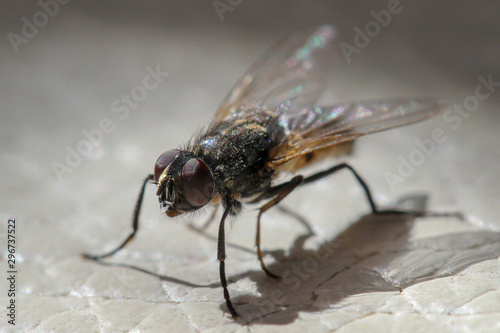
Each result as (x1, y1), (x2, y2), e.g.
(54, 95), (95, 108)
(154, 149), (215, 216)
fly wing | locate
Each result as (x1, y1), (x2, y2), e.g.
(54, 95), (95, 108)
(269, 98), (447, 167)
(212, 25), (340, 124)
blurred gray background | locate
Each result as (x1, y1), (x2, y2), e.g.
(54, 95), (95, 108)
(1, 1), (499, 331)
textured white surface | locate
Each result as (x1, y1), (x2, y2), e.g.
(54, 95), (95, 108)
(1, 2), (499, 332)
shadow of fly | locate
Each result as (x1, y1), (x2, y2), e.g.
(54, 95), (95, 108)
(83, 25), (461, 318)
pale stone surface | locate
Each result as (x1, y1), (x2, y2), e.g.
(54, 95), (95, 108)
(1, 2), (499, 332)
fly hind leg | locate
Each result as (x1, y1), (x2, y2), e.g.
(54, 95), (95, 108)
(301, 162), (463, 219)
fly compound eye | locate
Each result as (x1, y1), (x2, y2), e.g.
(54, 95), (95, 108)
(181, 158), (214, 207)
(154, 149), (181, 182)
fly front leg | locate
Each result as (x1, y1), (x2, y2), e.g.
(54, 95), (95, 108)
(256, 175), (304, 279)
(217, 200), (239, 317)
(83, 174), (154, 260)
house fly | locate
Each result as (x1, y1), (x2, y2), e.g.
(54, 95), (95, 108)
(83, 25), (461, 318)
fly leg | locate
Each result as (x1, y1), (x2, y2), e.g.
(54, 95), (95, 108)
(256, 175), (304, 279)
(301, 162), (463, 218)
(217, 201), (239, 317)
(82, 174), (154, 260)
(276, 205), (314, 234)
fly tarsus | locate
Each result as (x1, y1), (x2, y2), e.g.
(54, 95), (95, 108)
(301, 162), (463, 219)
(82, 174), (154, 261)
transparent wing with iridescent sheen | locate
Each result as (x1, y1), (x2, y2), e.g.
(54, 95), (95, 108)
(268, 98), (446, 167)
(212, 25), (340, 123)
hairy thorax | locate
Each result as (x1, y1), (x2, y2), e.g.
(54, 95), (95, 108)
(192, 108), (284, 198)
